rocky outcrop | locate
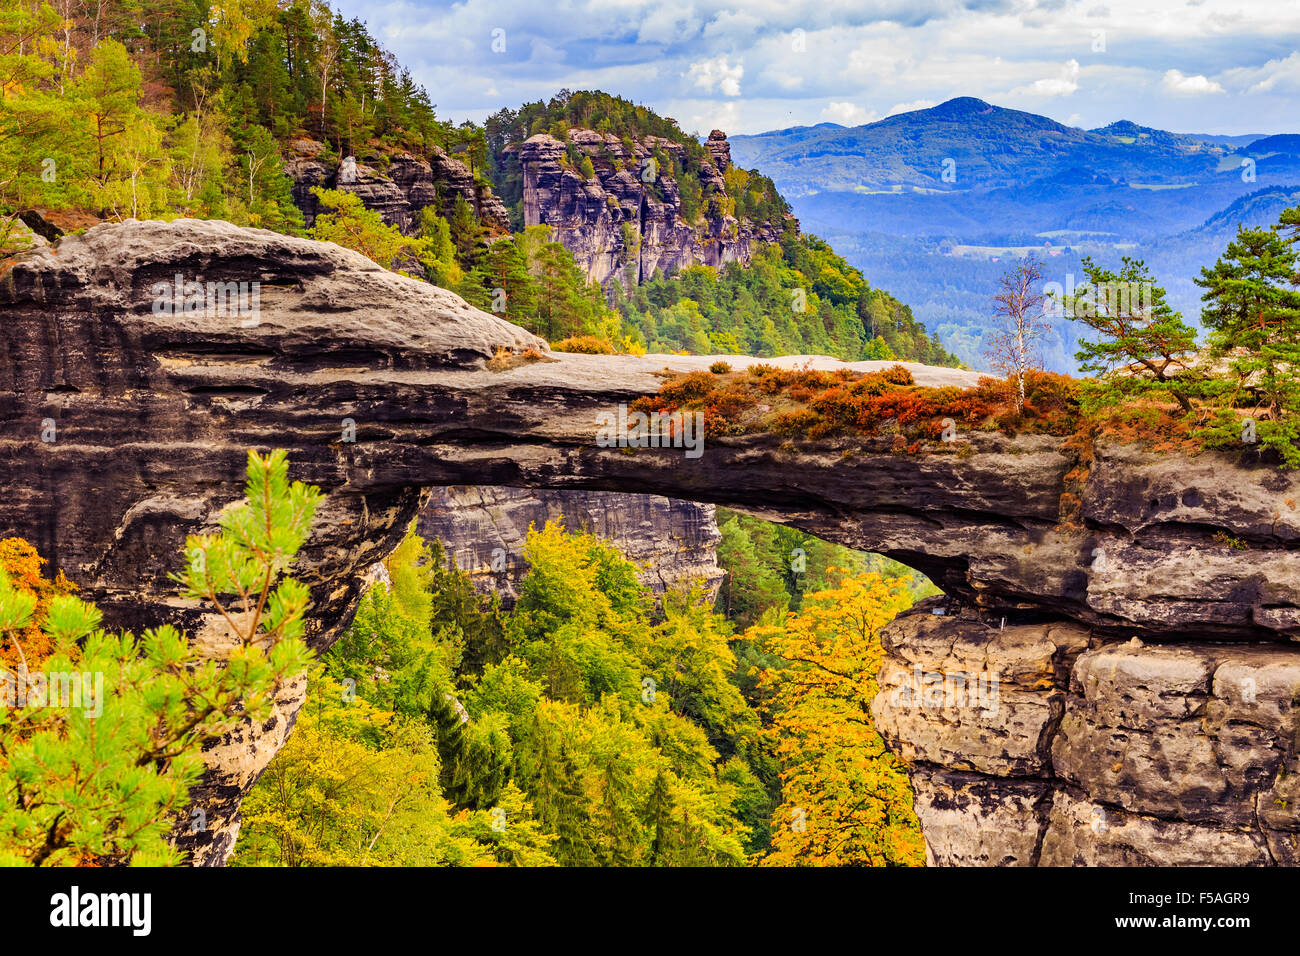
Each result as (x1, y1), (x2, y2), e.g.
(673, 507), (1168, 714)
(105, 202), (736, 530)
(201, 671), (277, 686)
(515, 129), (794, 286)
(873, 605), (1300, 865)
(705, 130), (732, 172)
(5, 218), (1300, 865)
(418, 487), (723, 609)
(285, 137), (509, 234)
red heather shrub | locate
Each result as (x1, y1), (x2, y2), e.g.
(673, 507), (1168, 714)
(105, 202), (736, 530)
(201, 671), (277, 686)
(807, 386), (861, 431)
(701, 384), (756, 434)
(914, 418), (948, 440)
(629, 395), (660, 416)
(863, 390), (933, 427)
(747, 364), (788, 395)
(638, 361), (1081, 448)
(844, 375), (889, 398)
(747, 364), (852, 395)
(1023, 370), (1078, 406)
(930, 387), (996, 425)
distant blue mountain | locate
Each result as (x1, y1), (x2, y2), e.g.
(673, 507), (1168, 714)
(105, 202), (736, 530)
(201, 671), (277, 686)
(1247, 134), (1300, 154)
(728, 97), (1299, 373)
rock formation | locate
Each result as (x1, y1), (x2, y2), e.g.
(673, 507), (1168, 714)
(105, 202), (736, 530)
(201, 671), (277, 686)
(514, 129), (794, 286)
(285, 137), (509, 235)
(873, 606), (1300, 865)
(4, 218), (1300, 865)
(418, 487), (723, 609)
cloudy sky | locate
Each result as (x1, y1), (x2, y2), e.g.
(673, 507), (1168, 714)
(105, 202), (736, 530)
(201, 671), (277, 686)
(328, 0), (1300, 137)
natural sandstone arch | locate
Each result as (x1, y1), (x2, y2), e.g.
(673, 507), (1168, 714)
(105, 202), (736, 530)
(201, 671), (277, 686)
(4, 219), (1300, 865)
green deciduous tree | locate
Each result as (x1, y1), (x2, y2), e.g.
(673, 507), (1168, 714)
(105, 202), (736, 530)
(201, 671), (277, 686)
(310, 185), (413, 268)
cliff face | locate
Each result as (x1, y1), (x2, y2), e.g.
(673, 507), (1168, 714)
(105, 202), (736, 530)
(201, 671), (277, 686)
(5, 219), (1300, 866)
(515, 128), (794, 287)
(872, 608), (1300, 865)
(285, 137), (510, 235)
(418, 487), (723, 609)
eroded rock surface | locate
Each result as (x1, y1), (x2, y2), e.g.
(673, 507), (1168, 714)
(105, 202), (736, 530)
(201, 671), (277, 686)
(874, 604), (1300, 865)
(4, 218), (1300, 864)
(418, 486), (723, 609)
(515, 129), (793, 286)
(285, 137), (509, 235)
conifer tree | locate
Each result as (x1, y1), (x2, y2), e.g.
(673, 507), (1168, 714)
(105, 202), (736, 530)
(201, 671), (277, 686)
(447, 193), (483, 269)
(1196, 224), (1300, 465)
(594, 758), (639, 866)
(1071, 256), (1200, 413)
(0, 450), (319, 865)
(645, 769), (677, 865)
(1278, 204), (1300, 242)
(519, 712), (595, 865)
(715, 516), (788, 627)
(427, 689), (512, 811)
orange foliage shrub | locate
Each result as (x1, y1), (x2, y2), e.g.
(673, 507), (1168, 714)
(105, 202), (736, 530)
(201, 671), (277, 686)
(879, 364), (915, 386)
(0, 537), (78, 671)
(656, 370), (717, 405)
(635, 364), (1083, 450)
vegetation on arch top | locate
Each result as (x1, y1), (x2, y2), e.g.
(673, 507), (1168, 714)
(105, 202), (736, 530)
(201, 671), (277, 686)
(635, 199), (1300, 473)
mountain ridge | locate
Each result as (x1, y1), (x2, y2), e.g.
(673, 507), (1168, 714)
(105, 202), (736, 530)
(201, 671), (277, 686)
(729, 96), (1300, 372)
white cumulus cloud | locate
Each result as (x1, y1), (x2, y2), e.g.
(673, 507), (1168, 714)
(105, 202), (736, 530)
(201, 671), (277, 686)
(687, 55), (744, 97)
(885, 99), (936, 117)
(1162, 69), (1225, 94)
(820, 101), (875, 125)
(1223, 53), (1300, 94)
(1015, 59), (1080, 97)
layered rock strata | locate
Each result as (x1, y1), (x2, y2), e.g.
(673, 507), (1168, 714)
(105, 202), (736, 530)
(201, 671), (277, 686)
(873, 605), (1300, 865)
(285, 137), (509, 234)
(417, 486), (723, 608)
(515, 129), (794, 286)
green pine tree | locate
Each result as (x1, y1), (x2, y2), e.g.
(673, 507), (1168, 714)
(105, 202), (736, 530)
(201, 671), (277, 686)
(0, 450), (319, 865)
(1072, 256), (1200, 413)
(1196, 223), (1300, 465)
(715, 516), (789, 627)
(645, 769), (677, 865)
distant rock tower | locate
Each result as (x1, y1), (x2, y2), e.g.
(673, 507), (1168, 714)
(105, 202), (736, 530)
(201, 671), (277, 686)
(706, 129), (732, 171)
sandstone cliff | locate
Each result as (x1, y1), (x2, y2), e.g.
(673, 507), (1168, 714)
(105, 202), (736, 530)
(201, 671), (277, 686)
(5, 218), (1300, 866)
(514, 128), (795, 287)
(873, 605), (1300, 865)
(418, 487), (723, 609)
(285, 137), (510, 235)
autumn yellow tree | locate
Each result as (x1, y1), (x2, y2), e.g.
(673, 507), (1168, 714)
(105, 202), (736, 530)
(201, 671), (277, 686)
(0, 537), (77, 672)
(753, 570), (925, 866)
